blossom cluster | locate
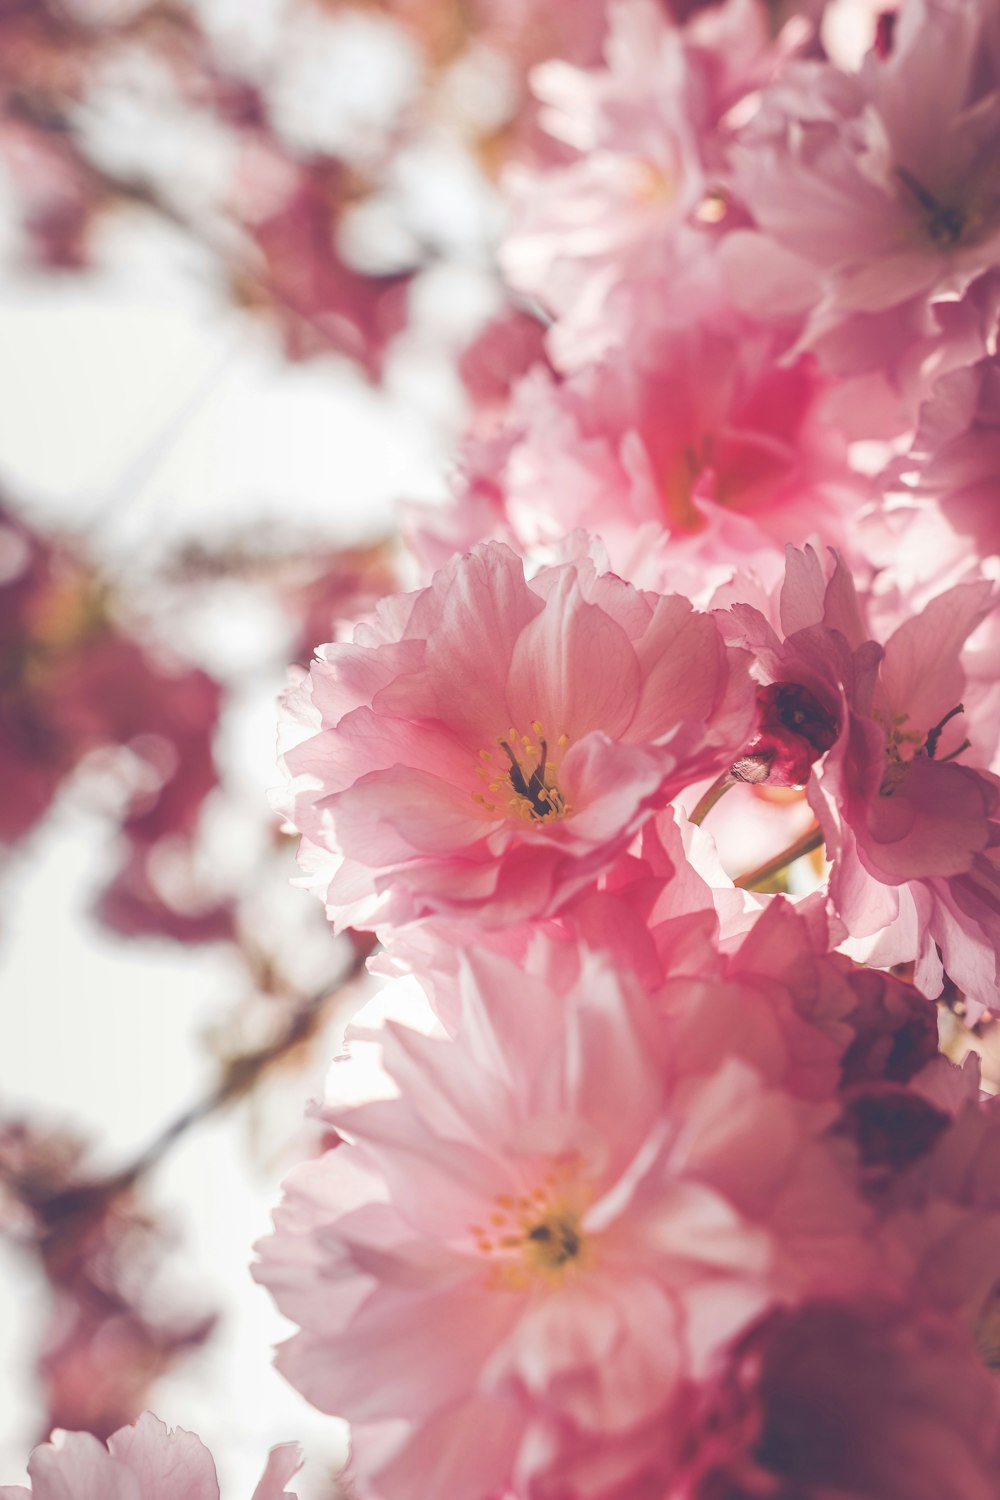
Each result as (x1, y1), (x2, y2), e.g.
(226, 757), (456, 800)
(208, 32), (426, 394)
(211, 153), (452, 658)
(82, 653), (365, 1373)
(10, 0), (1000, 1493)
(256, 0), (1000, 1495)
(0, 0), (602, 375)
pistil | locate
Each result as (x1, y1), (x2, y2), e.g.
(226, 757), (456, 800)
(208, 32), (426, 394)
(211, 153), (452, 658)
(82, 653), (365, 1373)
(897, 166), (967, 247)
(471, 722), (569, 823)
(879, 703), (970, 796)
(469, 1165), (592, 1290)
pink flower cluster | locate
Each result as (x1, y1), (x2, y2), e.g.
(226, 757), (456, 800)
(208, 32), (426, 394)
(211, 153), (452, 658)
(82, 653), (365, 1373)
(257, 0), (1000, 1496)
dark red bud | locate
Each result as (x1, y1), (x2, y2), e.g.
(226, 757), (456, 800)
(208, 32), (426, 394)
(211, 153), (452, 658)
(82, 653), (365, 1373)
(732, 683), (839, 788)
(874, 9), (897, 58)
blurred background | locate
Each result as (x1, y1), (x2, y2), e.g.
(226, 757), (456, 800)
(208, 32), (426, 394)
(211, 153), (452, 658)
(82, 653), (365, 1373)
(0, 0), (607, 1491)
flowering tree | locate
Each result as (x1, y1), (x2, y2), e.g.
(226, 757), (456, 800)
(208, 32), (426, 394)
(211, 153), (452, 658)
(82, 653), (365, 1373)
(7, 0), (1000, 1495)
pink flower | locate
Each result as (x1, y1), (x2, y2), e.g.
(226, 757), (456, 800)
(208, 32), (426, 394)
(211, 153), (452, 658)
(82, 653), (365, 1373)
(501, 0), (787, 370)
(725, 546), (1000, 1018)
(568, 871), (936, 1102)
(0, 503), (229, 944)
(458, 307), (551, 430)
(904, 359), (1000, 509)
(671, 1296), (1000, 1500)
(376, 807), (867, 1083)
(650, 899), (865, 1102)
(0, 1413), (300, 1500)
(501, 0), (708, 371)
(232, 139), (411, 376)
(869, 1075), (1000, 1351)
(256, 944), (870, 1500)
(280, 541), (752, 931)
(870, 357), (1000, 592)
(0, 1118), (216, 1444)
(838, 963), (940, 1089)
(432, 302), (866, 595)
(389, 885), (934, 1106)
(724, 0), (1000, 376)
(0, 118), (98, 270)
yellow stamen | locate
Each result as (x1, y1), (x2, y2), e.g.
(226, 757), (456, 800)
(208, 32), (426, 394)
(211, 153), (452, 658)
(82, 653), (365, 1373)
(475, 1177), (592, 1291)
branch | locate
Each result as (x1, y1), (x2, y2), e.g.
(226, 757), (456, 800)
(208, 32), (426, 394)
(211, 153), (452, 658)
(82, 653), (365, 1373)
(733, 824), (825, 892)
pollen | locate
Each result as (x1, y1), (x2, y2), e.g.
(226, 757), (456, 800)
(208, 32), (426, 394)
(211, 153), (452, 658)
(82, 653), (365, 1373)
(470, 720), (570, 823)
(695, 191), (727, 224)
(630, 156), (676, 207)
(524, 1216), (583, 1272)
(877, 704), (970, 796)
(472, 1164), (593, 1290)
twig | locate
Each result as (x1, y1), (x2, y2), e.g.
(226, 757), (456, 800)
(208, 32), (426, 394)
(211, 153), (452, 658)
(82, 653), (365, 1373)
(689, 772), (733, 827)
(733, 824), (825, 891)
(19, 940), (374, 1244)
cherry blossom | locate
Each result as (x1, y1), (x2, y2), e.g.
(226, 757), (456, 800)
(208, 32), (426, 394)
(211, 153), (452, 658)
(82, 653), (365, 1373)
(279, 540), (753, 931)
(869, 356), (1000, 591)
(16, 0), (1000, 1486)
(429, 297), (867, 594)
(725, 545), (1000, 1016)
(725, 0), (1000, 383)
(501, 0), (791, 370)
(672, 1296), (1000, 1500)
(0, 1414), (300, 1500)
(256, 944), (869, 1499)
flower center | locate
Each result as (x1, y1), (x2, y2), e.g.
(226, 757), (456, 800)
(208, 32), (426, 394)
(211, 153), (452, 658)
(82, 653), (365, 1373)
(630, 156), (677, 208)
(878, 703), (970, 796)
(897, 166), (970, 248)
(471, 722), (570, 824)
(662, 443), (710, 532)
(469, 1168), (591, 1290)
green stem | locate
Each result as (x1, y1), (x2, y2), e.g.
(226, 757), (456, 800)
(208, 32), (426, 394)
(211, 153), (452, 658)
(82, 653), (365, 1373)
(733, 824), (825, 891)
(690, 773), (734, 827)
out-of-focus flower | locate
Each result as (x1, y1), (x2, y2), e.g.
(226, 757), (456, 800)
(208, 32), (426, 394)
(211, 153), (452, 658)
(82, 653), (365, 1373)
(0, 506), (230, 944)
(0, 1411), (301, 1500)
(725, 0), (1000, 384)
(670, 1296), (1000, 1500)
(0, 1121), (215, 1442)
(838, 963), (941, 1088)
(435, 300), (866, 591)
(0, 118), (103, 269)
(502, 0), (788, 369)
(230, 145), (413, 375)
(871, 356), (1000, 591)
(457, 305), (551, 430)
